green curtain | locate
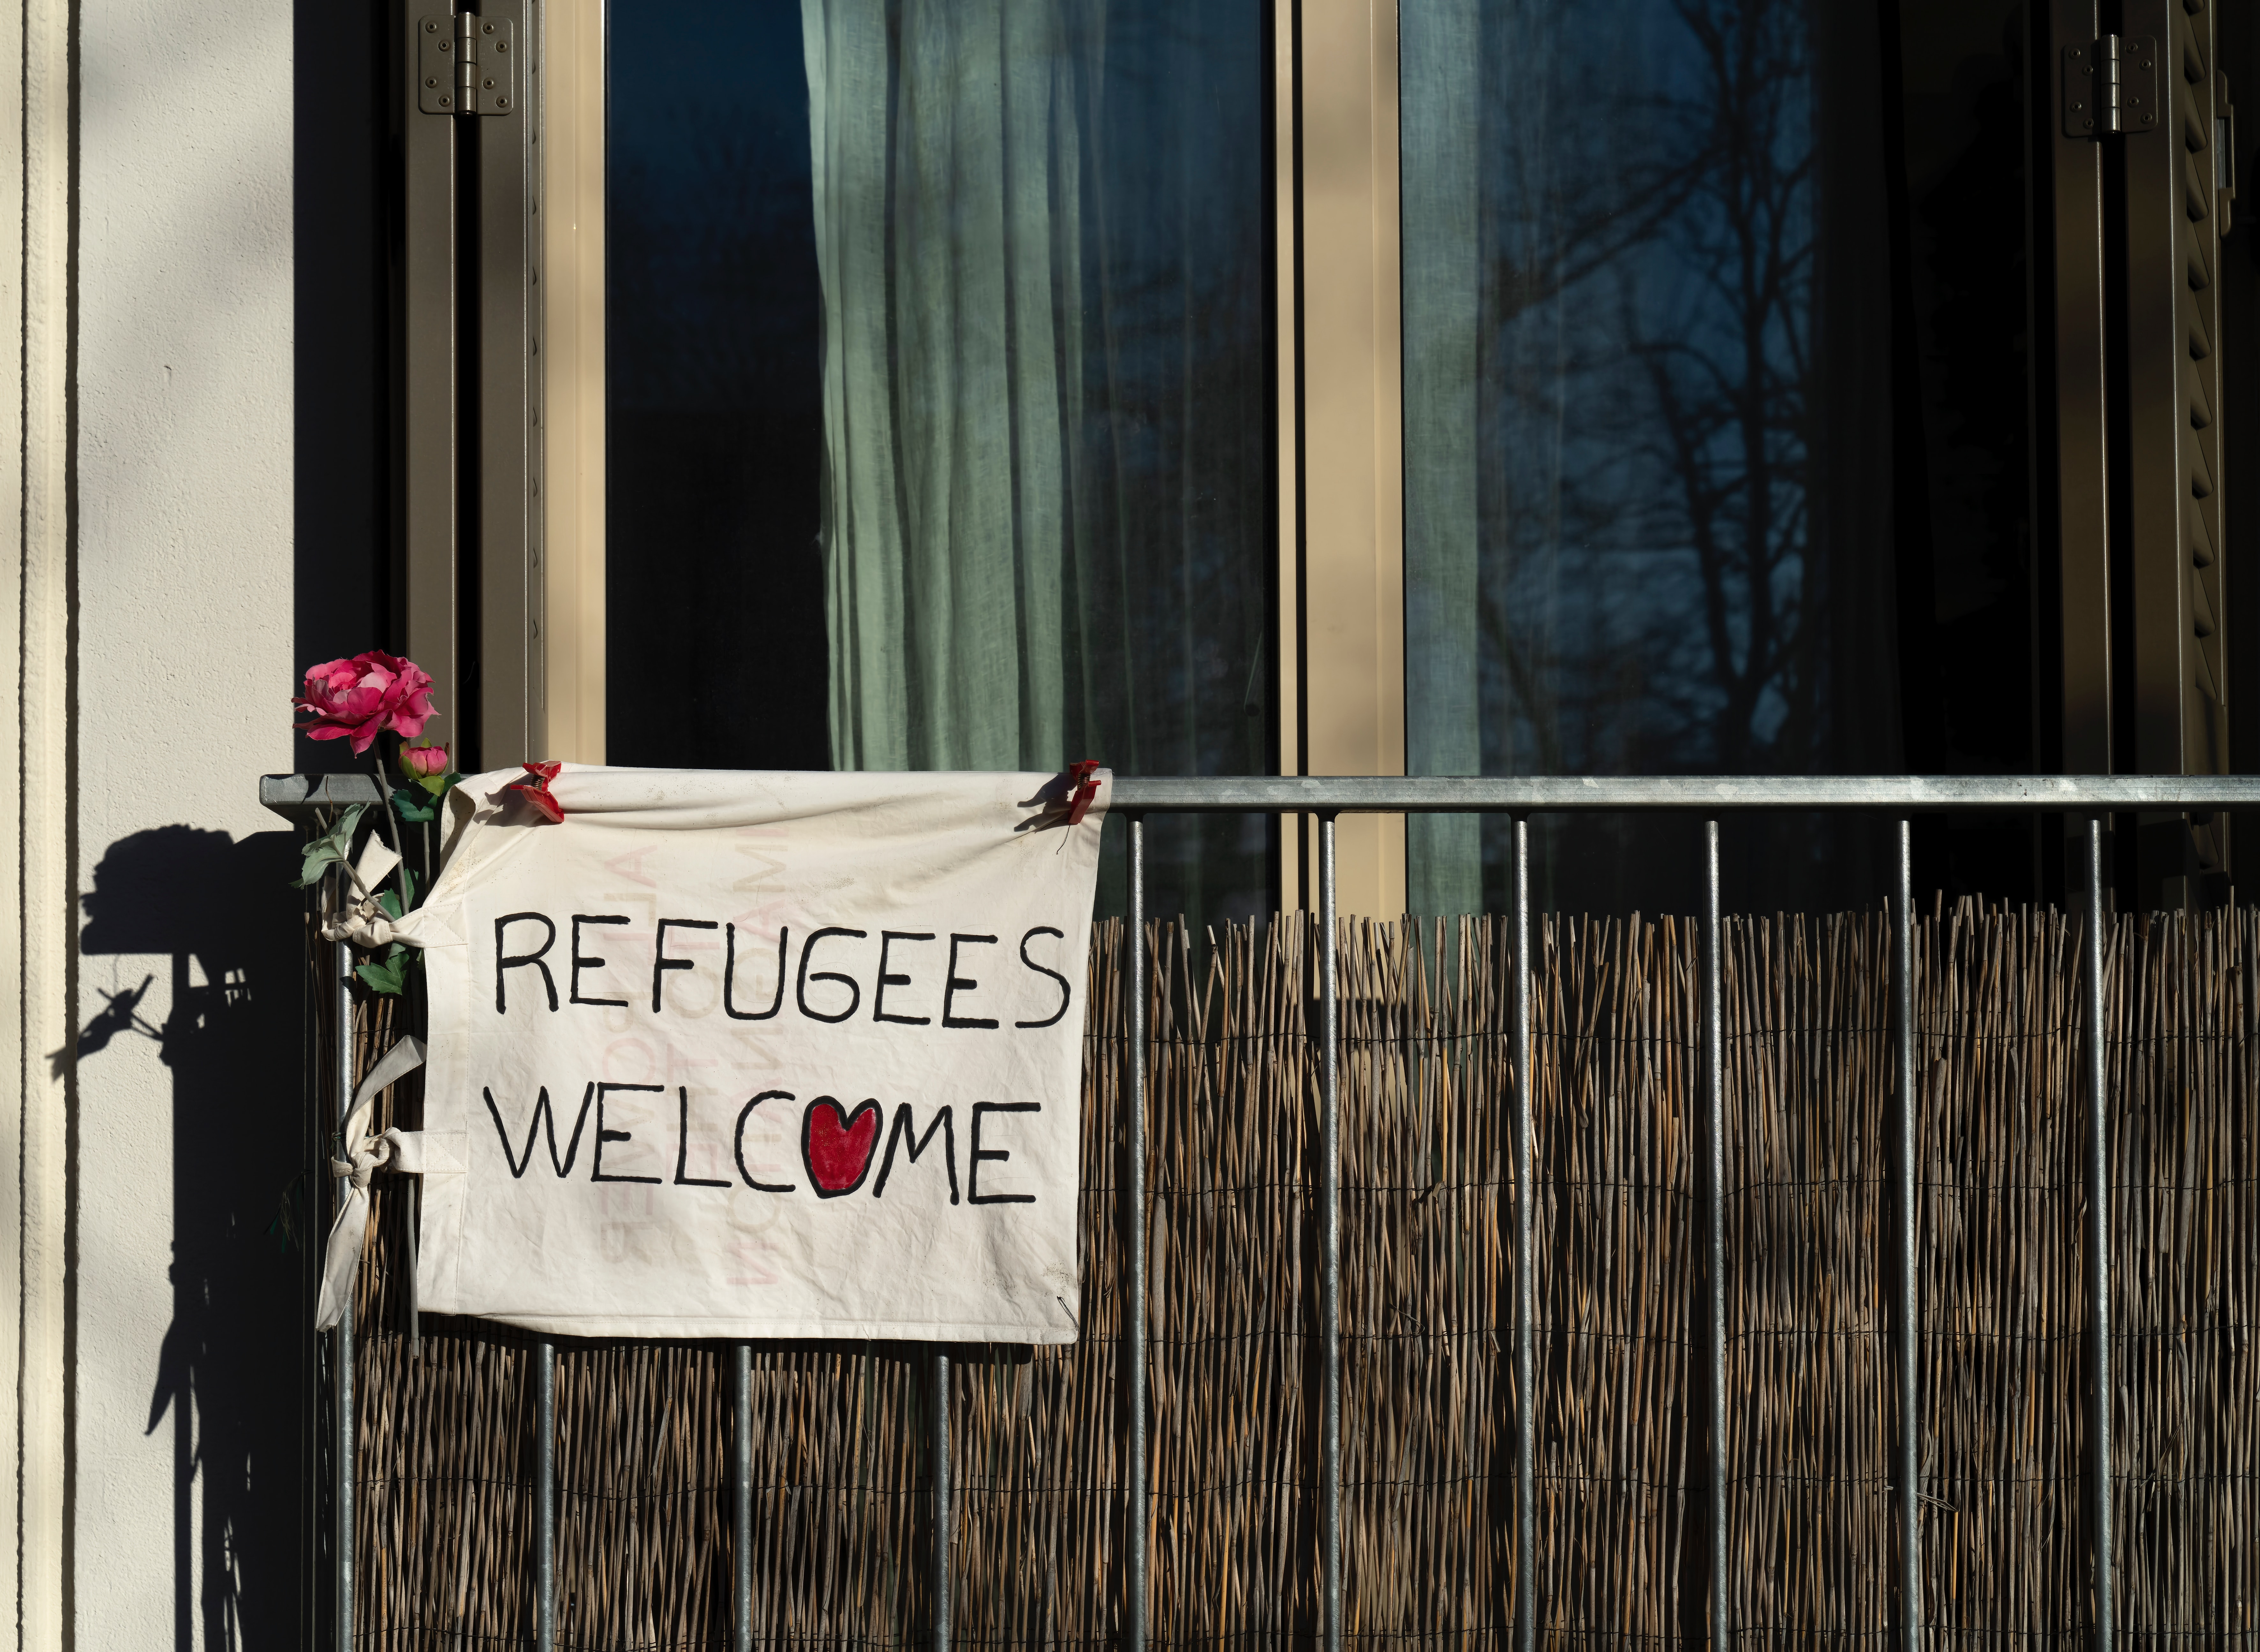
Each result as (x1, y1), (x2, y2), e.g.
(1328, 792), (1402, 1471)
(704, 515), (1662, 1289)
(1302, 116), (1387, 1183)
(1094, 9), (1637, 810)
(1400, 0), (1484, 918)
(803, 0), (1090, 770)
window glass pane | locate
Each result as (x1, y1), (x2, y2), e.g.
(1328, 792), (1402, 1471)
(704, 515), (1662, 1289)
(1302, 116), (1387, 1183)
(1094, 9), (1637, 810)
(607, 0), (1275, 924)
(1400, 0), (2035, 913)
(607, 1), (828, 771)
(1888, 2), (2042, 892)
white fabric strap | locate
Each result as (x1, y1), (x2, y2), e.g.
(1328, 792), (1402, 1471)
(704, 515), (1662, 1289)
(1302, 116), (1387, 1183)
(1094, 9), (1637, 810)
(314, 1035), (428, 1331)
(319, 835), (408, 948)
(339, 1033), (426, 1147)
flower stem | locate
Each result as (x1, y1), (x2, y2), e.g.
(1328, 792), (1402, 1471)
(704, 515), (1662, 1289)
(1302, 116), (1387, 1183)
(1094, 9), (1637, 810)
(370, 755), (415, 910)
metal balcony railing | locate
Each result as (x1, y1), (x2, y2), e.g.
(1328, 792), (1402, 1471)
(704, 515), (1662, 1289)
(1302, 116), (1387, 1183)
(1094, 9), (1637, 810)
(265, 769), (2260, 1652)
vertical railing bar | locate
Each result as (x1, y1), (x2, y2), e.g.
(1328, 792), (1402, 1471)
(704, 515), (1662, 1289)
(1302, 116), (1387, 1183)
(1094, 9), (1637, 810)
(406, 1180), (421, 1358)
(2081, 815), (2113, 1651)
(372, 725), (421, 1368)
(535, 1338), (555, 1652)
(1319, 815), (1342, 1652)
(1510, 815), (1535, 1652)
(732, 1341), (752, 1652)
(333, 936), (355, 1652)
(1126, 817), (1150, 1650)
(1892, 817), (1921, 1649)
(1700, 820), (1727, 1650)
(932, 1347), (952, 1650)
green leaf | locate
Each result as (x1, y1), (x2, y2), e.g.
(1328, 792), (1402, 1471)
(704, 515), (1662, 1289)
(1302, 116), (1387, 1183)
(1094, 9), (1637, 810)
(390, 786), (439, 824)
(293, 804), (368, 889)
(355, 943), (413, 996)
(396, 769), (462, 814)
(371, 867), (418, 922)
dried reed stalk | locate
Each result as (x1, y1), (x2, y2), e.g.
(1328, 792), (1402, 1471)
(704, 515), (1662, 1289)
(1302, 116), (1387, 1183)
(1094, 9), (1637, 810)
(1719, 912), (1890, 1642)
(2103, 907), (2259, 1640)
(326, 903), (2260, 1646)
(1532, 913), (1698, 1646)
(1917, 902), (2085, 1641)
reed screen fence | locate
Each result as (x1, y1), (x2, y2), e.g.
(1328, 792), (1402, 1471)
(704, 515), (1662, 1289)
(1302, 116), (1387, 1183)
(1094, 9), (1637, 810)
(318, 899), (2260, 1647)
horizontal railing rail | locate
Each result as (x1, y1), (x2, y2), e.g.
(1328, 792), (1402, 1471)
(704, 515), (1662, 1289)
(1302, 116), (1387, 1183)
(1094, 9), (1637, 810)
(268, 771), (2234, 1652)
(265, 768), (2260, 819)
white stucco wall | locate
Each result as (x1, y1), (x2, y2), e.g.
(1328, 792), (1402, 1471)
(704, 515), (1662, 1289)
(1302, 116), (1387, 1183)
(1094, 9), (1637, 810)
(72, 0), (295, 1642)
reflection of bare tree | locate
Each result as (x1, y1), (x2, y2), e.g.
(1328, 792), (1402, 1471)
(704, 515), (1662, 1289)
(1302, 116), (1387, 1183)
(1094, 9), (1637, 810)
(1479, 16), (1713, 778)
(1474, 0), (1817, 778)
(1487, 123), (1710, 334)
(1630, 0), (1815, 770)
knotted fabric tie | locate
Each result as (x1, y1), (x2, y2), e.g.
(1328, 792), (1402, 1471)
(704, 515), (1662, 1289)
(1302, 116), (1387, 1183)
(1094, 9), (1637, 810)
(320, 900), (399, 949)
(315, 1033), (428, 1331)
(319, 834), (412, 949)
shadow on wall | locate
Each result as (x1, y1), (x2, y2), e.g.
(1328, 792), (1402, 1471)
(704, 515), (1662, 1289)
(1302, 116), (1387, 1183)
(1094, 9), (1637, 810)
(78, 824), (307, 1652)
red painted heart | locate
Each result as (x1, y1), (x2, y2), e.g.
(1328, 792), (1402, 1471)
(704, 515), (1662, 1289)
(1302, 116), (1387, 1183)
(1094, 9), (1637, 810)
(801, 1097), (882, 1198)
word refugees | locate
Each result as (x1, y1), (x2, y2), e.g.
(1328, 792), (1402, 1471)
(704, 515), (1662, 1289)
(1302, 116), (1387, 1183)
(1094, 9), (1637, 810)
(490, 912), (1075, 1030)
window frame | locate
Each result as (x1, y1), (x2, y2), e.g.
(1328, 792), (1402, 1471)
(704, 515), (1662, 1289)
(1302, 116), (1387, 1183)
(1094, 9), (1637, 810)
(1281, 0), (1407, 917)
(529, 0), (1418, 909)
(540, 0), (608, 768)
(479, 1), (2212, 911)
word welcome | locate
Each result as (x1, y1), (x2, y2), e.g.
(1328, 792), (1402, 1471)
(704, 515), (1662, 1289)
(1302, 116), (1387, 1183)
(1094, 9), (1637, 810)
(480, 1082), (1041, 1206)
(490, 914), (1076, 1029)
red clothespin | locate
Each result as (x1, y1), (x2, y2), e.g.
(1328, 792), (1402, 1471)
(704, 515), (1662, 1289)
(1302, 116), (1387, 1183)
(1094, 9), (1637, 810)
(1065, 759), (1102, 825)
(510, 759), (565, 823)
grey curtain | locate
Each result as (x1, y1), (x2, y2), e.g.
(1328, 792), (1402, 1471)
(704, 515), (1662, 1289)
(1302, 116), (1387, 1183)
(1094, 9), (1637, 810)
(800, 0), (1275, 926)
(803, 0), (1091, 771)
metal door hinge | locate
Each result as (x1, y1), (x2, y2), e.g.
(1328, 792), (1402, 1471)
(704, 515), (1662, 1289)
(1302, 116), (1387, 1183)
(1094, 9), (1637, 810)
(419, 13), (515, 116)
(2064, 36), (2159, 138)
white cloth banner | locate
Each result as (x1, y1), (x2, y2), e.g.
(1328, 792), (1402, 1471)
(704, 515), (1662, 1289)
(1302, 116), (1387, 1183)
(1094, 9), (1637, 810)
(391, 765), (1108, 1341)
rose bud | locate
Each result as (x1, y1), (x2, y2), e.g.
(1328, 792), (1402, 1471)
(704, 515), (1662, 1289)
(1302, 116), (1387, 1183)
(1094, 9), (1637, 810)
(400, 742), (452, 790)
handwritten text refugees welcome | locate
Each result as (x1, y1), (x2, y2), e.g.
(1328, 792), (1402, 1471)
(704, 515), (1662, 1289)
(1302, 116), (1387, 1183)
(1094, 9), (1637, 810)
(478, 911), (1079, 1207)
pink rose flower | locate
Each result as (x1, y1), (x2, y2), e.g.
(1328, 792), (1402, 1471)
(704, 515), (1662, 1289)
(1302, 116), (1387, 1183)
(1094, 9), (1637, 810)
(294, 652), (436, 756)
